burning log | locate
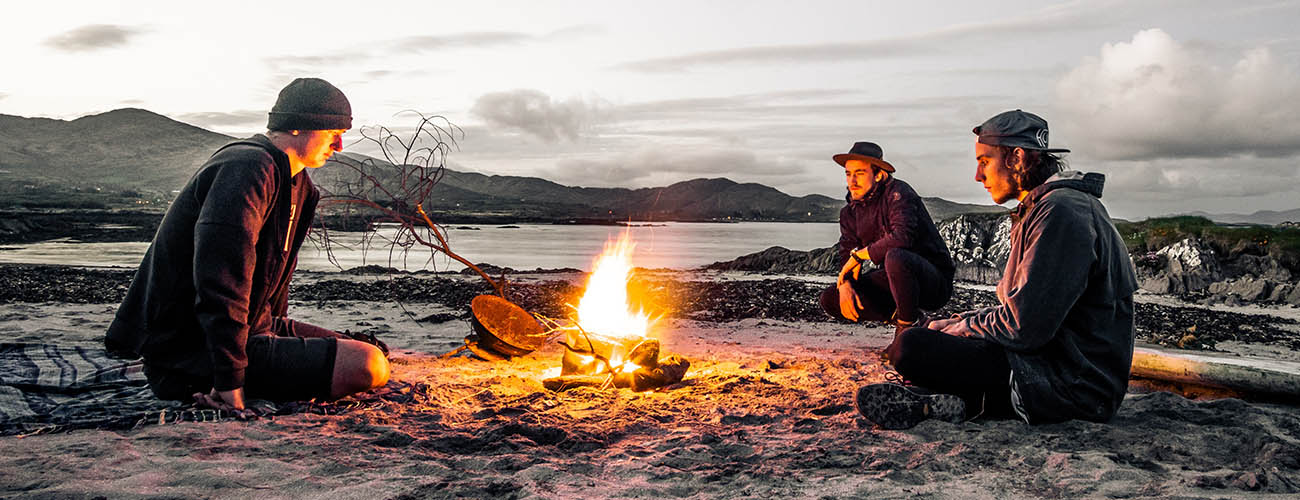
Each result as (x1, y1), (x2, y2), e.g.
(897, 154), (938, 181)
(613, 354), (689, 392)
(544, 355), (689, 392)
(543, 233), (691, 392)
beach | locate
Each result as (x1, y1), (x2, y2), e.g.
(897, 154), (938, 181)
(1, 267), (1299, 498)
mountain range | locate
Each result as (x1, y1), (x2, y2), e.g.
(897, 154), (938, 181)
(0, 108), (1007, 221)
(1177, 209), (1300, 226)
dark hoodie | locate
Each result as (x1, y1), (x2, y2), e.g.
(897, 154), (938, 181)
(952, 171), (1138, 424)
(105, 135), (320, 392)
(836, 176), (955, 278)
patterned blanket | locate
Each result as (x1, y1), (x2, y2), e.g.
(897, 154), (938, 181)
(0, 343), (421, 435)
(0, 343), (191, 435)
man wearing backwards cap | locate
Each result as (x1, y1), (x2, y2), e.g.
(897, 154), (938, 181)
(820, 141), (955, 338)
(856, 110), (1137, 430)
(107, 78), (390, 417)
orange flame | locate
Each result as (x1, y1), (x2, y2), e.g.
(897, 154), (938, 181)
(572, 233), (653, 373)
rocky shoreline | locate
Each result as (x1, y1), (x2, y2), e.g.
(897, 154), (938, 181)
(3, 263), (1295, 352)
(707, 213), (1300, 308)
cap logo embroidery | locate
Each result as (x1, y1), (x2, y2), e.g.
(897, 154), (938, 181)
(1035, 129), (1049, 148)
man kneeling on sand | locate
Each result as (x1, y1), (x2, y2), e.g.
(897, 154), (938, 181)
(855, 110), (1138, 429)
(106, 78), (390, 418)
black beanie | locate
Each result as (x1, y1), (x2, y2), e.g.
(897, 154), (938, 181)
(267, 77), (352, 131)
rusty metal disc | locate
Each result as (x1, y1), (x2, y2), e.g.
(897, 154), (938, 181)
(469, 294), (546, 357)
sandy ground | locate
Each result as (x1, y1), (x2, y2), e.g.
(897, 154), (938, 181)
(2, 273), (1300, 499)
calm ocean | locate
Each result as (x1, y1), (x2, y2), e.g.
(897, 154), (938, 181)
(0, 222), (840, 272)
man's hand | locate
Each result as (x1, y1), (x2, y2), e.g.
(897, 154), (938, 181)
(193, 388), (257, 420)
(838, 257), (861, 285)
(929, 316), (966, 335)
(838, 280), (863, 321)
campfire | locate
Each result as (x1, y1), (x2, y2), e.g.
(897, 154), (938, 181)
(543, 234), (689, 392)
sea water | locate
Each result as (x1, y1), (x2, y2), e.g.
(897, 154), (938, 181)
(0, 222), (840, 272)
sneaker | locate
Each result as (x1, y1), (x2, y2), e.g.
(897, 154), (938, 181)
(855, 383), (966, 430)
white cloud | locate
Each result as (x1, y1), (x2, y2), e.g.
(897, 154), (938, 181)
(1056, 29), (1300, 160)
(43, 24), (143, 52)
(470, 89), (604, 142)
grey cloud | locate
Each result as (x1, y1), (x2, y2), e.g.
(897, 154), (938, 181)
(541, 146), (802, 187)
(44, 24), (143, 52)
(174, 110), (267, 129)
(1103, 158), (1300, 201)
(1056, 29), (1300, 160)
(614, 4), (1097, 72)
(471, 89), (605, 142)
(396, 32), (531, 52)
(615, 40), (931, 72)
(396, 25), (600, 52)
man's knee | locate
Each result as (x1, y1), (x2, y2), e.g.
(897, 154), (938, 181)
(889, 328), (926, 374)
(332, 340), (390, 398)
(819, 285), (841, 318)
(882, 248), (917, 274)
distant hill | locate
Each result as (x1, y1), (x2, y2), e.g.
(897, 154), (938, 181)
(0, 108), (1002, 221)
(0, 108), (232, 194)
(1177, 209), (1300, 226)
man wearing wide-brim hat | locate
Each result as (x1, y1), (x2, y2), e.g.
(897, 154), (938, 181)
(820, 141), (955, 339)
(855, 110), (1138, 430)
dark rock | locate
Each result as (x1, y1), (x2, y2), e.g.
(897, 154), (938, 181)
(1287, 285), (1300, 307)
(937, 213), (1010, 285)
(702, 245), (841, 274)
(1267, 283), (1293, 303)
(1227, 277), (1273, 302)
(1147, 238), (1222, 294)
(1231, 254), (1293, 282)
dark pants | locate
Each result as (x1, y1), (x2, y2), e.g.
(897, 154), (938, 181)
(820, 248), (953, 323)
(144, 318), (341, 402)
(885, 327), (1015, 418)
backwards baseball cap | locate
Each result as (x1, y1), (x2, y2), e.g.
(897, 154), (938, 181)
(972, 109), (1069, 153)
(267, 77), (352, 131)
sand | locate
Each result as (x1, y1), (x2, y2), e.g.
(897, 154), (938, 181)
(2, 272), (1299, 499)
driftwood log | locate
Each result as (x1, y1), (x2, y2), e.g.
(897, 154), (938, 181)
(544, 354), (689, 393)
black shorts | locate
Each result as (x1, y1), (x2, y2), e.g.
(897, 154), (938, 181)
(144, 319), (340, 402)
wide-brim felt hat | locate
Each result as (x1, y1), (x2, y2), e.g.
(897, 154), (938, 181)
(833, 141), (895, 172)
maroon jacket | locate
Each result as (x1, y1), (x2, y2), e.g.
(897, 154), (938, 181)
(106, 135), (318, 391)
(837, 177), (954, 278)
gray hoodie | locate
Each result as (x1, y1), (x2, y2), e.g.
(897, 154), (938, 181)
(952, 171), (1137, 424)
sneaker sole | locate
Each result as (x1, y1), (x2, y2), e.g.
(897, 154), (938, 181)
(855, 383), (965, 430)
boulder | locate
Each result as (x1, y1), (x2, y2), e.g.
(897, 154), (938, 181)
(1267, 283), (1293, 304)
(1150, 238), (1222, 294)
(1288, 285), (1300, 307)
(937, 214), (1010, 285)
(1225, 277), (1273, 302)
(1230, 254), (1293, 282)
(704, 245), (843, 274)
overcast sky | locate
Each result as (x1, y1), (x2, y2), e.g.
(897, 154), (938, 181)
(5, 0), (1300, 219)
